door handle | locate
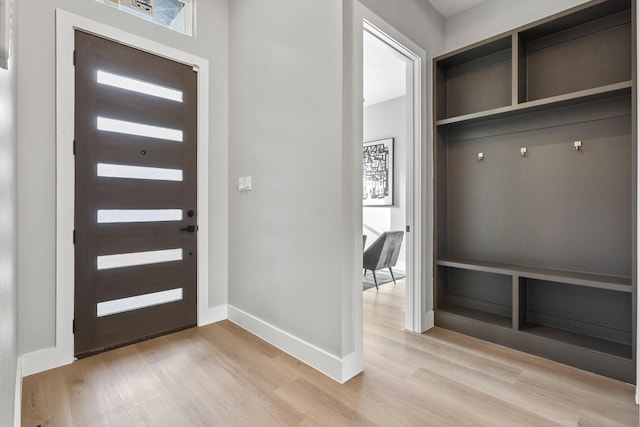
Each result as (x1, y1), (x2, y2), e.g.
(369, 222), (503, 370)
(180, 225), (198, 233)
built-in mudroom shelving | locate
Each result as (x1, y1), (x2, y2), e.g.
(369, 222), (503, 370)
(433, 0), (636, 383)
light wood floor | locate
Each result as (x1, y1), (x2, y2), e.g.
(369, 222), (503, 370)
(22, 280), (639, 426)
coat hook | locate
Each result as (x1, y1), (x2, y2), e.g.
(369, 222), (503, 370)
(521, 147), (527, 157)
(478, 152), (484, 161)
(574, 140), (582, 151)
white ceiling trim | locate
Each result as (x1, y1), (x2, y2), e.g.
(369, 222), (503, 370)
(428, 0), (487, 18)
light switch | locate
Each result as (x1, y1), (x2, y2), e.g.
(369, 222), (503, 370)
(238, 176), (252, 192)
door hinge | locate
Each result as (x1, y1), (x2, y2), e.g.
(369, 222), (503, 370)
(73, 50), (77, 66)
(72, 319), (76, 334)
(73, 229), (76, 244)
(406, 225), (411, 233)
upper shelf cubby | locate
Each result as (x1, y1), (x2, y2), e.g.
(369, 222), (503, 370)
(434, 0), (632, 126)
(519, 0), (632, 103)
(435, 36), (512, 121)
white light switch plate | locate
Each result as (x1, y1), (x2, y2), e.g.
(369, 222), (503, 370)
(238, 176), (252, 192)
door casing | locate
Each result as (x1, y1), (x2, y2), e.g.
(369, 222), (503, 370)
(73, 29), (199, 356)
(359, 6), (430, 335)
(48, 9), (211, 372)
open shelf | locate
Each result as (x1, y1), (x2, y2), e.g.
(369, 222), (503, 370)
(521, 323), (632, 360)
(519, 0), (631, 102)
(435, 80), (631, 127)
(432, 0), (635, 383)
(437, 304), (512, 329)
(435, 36), (512, 120)
(437, 257), (632, 293)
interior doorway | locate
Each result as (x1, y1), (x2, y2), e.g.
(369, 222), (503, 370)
(361, 21), (422, 331)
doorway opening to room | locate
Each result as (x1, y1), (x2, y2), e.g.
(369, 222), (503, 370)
(361, 21), (422, 332)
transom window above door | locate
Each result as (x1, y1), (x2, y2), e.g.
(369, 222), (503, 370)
(96, 0), (194, 35)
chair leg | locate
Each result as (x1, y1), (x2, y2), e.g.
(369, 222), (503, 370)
(389, 267), (397, 285)
(372, 270), (379, 290)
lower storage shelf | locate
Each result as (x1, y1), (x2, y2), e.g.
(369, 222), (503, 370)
(435, 308), (635, 383)
(435, 259), (635, 382)
(438, 303), (512, 329)
(521, 323), (632, 360)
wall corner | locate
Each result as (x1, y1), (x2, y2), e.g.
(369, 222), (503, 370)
(14, 356), (22, 427)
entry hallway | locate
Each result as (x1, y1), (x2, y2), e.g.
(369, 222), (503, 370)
(22, 280), (639, 426)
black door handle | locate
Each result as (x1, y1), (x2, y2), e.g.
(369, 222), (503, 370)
(180, 225), (198, 233)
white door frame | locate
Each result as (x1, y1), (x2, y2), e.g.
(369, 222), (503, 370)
(359, 8), (430, 333)
(24, 9), (210, 375)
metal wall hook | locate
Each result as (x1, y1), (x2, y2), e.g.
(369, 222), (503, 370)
(521, 147), (527, 157)
(478, 152), (484, 161)
(574, 140), (582, 151)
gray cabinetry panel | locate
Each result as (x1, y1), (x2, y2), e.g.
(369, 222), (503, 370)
(446, 100), (632, 277)
(525, 14), (631, 101)
(432, 0), (636, 382)
(524, 278), (633, 344)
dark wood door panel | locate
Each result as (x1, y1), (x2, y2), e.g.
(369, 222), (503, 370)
(91, 180), (186, 207)
(96, 139), (186, 170)
(95, 95), (185, 130)
(95, 84), (185, 117)
(96, 264), (186, 301)
(81, 301), (196, 354)
(76, 34), (189, 89)
(74, 30), (198, 357)
(93, 231), (190, 255)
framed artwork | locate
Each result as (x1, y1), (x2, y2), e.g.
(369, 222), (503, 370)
(0, 0), (12, 70)
(363, 138), (394, 206)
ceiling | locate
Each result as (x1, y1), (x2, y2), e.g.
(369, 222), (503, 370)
(428, 0), (487, 18)
(363, 1), (489, 107)
(363, 32), (407, 107)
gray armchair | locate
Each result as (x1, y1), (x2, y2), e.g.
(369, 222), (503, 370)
(363, 231), (404, 290)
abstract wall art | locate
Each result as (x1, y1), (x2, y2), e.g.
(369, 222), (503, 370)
(363, 138), (394, 206)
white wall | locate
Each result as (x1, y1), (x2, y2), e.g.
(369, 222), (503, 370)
(0, 0), (18, 423)
(363, 96), (407, 270)
(445, 0), (590, 52)
(17, 0), (229, 354)
(228, 0), (346, 357)
(14, 0), (444, 385)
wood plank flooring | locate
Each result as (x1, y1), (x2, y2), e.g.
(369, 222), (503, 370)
(22, 280), (639, 426)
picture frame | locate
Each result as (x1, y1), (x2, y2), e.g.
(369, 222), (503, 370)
(363, 138), (394, 207)
(0, 0), (12, 70)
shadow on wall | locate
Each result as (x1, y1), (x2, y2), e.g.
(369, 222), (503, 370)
(363, 223), (382, 248)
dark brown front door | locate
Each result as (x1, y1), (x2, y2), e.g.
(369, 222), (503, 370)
(74, 31), (198, 357)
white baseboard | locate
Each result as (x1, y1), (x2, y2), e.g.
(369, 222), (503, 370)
(21, 346), (74, 378)
(340, 351), (364, 383)
(423, 309), (435, 332)
(14, 356), (22, 427)
(198, 304), (228, 327)
(19, 304), (364, 386)
(228, 305), (361, 384)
